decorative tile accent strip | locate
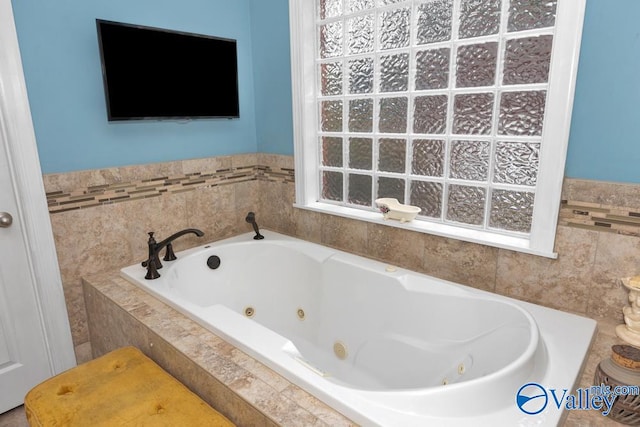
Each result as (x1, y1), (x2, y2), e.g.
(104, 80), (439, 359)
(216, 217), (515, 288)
(559, 200), (640, 237)
(46, 164), (294, 214)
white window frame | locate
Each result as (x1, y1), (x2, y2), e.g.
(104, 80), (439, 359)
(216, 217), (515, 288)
(289, 0), (586, 258)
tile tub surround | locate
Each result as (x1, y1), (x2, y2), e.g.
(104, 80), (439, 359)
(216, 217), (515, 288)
(43, 154), (293, 361)
(83, 270), (621, 426)
(43, 152), (639, 374)
(82, 273), (355, 427)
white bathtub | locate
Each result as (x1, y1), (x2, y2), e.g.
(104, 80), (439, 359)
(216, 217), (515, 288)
(121, 230), (596, 426)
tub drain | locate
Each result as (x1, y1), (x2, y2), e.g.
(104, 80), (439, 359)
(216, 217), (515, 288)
(333, 341), (348, 360)
(297, 308), (305, 320)
(244, 307), (255, 318)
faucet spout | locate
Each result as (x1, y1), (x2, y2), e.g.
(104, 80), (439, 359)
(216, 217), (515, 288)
(144, 228), (204, 280)
(155, 228), (204, 251)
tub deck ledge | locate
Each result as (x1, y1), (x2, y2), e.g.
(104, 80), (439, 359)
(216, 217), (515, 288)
(83, 268), (619, 427)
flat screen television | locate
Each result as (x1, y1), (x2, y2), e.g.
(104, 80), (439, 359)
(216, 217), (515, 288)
(96, 19), (239, 121)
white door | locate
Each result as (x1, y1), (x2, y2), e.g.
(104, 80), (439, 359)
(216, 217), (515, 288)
(0, 0), (76, 413)
(0, 145), (52, 412)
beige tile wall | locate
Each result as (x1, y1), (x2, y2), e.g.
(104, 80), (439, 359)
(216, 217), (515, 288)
(43, 153), (287, 361)
(44, 153), (636, 364)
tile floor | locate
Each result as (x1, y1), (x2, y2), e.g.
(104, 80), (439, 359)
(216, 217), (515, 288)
(0, 406), (27, 427)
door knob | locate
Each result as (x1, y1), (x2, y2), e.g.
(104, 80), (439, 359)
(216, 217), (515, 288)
(0, 212), (13, 228)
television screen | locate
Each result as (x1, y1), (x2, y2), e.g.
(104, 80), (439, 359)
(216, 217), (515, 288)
(96, 19), (239, 121)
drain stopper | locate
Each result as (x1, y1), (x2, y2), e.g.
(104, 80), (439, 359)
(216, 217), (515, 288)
(207, 255), (221, 269)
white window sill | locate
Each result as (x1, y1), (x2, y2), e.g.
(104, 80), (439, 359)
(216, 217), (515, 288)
(294, 202), (558, 259)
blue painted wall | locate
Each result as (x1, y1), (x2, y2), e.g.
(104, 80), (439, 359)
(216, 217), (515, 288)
(11, 0), (259, 173)
(249, 0), (293, 155)
(566, 0), (640, 182)
(12, 0), (640, 183)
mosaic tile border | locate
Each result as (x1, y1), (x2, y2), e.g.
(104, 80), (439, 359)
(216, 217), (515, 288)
(560, 199), (640, 237)
(46, 164), (294, 214)
(46, 162), (640, 239)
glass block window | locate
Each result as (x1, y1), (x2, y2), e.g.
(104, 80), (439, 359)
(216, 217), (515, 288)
(294, 0), (584, 255)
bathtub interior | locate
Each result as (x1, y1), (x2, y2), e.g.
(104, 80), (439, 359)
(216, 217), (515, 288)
(162, 240), (329, 310)
(127, 234), (537, 391)
(285, 255), (535, 390)
(121, 230), (596, 426)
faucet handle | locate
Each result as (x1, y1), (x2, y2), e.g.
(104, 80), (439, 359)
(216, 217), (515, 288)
(142, 232), (156, 267)
(141, 231), (162, 269)
(163, 243), (177, 261)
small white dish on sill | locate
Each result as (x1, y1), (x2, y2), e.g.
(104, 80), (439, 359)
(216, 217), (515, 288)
(375, 198), (421, 223)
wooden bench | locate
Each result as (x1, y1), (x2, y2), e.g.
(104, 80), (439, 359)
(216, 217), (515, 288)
(24, 346), (234, 426)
